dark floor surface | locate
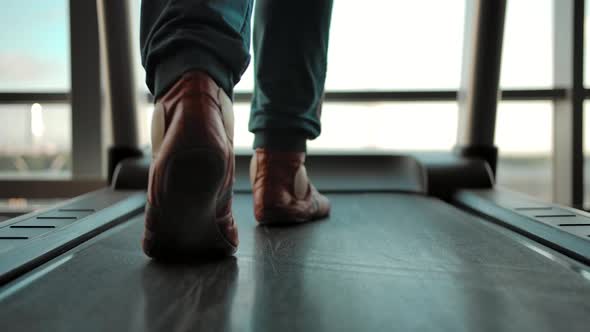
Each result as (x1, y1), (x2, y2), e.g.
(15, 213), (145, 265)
(1, 193), (589, 332)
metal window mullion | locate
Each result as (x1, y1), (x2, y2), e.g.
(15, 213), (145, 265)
(0, 89), (571, 105)
(552, 0), (584, 208)
(69, 0), (104, 179)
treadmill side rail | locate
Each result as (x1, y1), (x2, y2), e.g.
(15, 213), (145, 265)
(0, 189), (145, 285)
(454, 188), (590, 265)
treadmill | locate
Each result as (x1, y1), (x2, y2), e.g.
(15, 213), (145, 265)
(1, 1), (589, 331)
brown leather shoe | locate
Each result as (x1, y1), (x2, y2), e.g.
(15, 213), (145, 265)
(250, 148), (331, 224)
(143, 71), (238, 259)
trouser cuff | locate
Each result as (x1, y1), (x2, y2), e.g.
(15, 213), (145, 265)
(253, 130), (307, 152)
(154, 49), (235, 99)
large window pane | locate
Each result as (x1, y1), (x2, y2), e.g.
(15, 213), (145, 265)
(496, 101), (553, 202)
(0, 0), (70, 91)
(137, 101), (459, 152)
(130, 2), (555, 201)
(134, 0), (552, 94)
(240, 102), (458, 151)
(137, 99), (554, 201)
(235, 1), (465, 92)
(139, 101), (550, 153)
(323, 1), (465, 91)
(501, 0), (553, 89)
(307, 102), (458, 151)
(327, 0), (552, 91)
(0, 104), (71, 177)
(0, 1), (71, 178)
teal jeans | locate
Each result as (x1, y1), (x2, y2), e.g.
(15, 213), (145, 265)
(140, 0), (333, 151)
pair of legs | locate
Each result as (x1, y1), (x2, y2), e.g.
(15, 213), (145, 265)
(141, 0), (333, 150)
(140, 0), (333, 259)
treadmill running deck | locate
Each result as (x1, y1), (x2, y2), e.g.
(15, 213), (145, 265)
(1, 193), (589, 331)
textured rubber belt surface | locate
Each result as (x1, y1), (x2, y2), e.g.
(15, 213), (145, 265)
(1, 193), (589, 332)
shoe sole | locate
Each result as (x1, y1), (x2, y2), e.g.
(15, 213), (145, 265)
(256, 214), (324, 226)
(142, 149), (237, 260)
(256, 205), (327, 226)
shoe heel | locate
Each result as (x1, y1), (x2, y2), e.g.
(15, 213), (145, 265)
(143, 149), (236, 259)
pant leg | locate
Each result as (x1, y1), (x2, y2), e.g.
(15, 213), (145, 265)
(140, 0), (253, 98)
(249, 0), (334, 152)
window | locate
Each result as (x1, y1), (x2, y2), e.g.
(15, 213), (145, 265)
(496, 102), (553, 202)
(0, 0), (70, 91)
(0, 0), (560, 202)
(0, 1), (71, 177)
(127, 0), (558, 202)
(0, 104), (71, 177)
(234, 0), (553, 92)
(501, 0), (553, 89)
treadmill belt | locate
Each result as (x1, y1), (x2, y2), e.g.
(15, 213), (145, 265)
(1, 193), (589, 331)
